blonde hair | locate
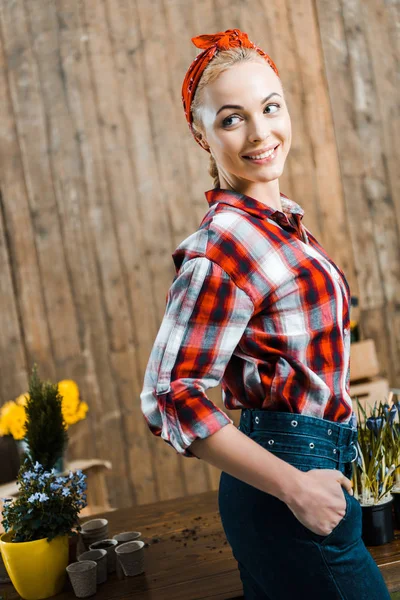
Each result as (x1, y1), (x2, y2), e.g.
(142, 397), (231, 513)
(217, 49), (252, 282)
(190, 47), (269, 188)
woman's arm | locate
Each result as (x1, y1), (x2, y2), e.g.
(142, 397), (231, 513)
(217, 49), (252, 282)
(190, 423), (354, 537)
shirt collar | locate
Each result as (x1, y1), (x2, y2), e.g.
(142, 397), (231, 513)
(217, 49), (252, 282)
(204, 187), (305, 222)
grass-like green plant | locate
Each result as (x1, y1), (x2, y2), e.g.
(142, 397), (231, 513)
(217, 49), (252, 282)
(23, 365), (68, 471)
(352, 397), (400, 505)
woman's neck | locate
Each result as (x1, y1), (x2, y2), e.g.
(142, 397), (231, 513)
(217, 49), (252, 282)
(218, 177), (283, 212)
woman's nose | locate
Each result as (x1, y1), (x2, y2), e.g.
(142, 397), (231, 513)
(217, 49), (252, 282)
(248, 117), (270, 144)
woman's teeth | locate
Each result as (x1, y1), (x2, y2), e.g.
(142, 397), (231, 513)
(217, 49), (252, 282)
(245, 147), (277, 160)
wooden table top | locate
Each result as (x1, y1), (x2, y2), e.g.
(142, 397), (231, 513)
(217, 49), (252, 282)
(3, 490), (400, 599)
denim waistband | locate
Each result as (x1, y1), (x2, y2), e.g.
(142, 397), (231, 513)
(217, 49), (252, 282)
(239, 409), (359, 471)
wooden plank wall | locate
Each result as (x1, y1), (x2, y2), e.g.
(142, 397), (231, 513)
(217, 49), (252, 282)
(0, 0), (398, 509)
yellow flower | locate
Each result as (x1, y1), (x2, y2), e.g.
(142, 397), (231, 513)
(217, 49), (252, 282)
(0, 401), (27, 440)
(58, 380), (88, 426)
(16, 393), (29, 406)
(76, 401), (89, 421)
(0, 401), (16, 435)
(8, 405), (27, 440)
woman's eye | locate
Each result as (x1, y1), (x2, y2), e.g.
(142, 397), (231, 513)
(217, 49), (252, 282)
(265, 103), (280, 114)
(221, 103), (280, 128)
(222, 115), (240, 128)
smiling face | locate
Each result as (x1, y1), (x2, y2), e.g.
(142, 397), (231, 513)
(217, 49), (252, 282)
(195, 59), (291, 194)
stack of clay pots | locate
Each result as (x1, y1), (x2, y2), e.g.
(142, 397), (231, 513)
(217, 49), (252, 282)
(66, 519), (146, 598)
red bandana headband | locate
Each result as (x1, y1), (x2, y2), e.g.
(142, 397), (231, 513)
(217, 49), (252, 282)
(181, 29), (280, 153)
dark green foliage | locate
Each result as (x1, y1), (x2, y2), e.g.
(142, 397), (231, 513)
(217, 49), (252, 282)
(23, 365), (68, 471)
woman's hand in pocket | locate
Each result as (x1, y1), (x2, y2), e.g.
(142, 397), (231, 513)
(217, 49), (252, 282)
(286, 468), (353, 536)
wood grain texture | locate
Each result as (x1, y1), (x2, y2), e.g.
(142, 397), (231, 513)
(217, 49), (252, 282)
(0, 0), (398, 508)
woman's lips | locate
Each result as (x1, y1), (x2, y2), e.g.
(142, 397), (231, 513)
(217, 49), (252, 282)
(243, 144), (280, 164)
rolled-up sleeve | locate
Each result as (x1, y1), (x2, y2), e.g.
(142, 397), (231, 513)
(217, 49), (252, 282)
(140, 256), (255, 457)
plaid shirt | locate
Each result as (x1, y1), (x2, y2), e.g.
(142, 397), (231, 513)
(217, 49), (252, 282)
(140, 188), (353, 458)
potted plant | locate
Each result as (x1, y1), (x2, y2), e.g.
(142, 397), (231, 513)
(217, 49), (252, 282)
(352, 398), (398, 545)
(0, 462), (87, 599)
(0, 370), (88, 474)
(0, 366), (88, 600)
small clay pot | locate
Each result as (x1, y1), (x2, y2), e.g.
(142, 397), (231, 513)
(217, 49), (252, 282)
(89, 539), (118, 573)
(113, 531), (142, 545)
(80, 520), (109, 552)
(66, 560), (97, 598)
(81, 518), (108, 534)
(115, 540), (145, 577)
(78, 548), (107, 584)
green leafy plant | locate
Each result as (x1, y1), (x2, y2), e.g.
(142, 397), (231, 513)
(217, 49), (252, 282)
(352, 398), (400, 505)
(23, 365), (68, 470)
(1, 460), (87, 543)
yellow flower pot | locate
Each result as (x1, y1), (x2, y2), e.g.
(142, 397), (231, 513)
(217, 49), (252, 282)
(0, 531), (69, 600)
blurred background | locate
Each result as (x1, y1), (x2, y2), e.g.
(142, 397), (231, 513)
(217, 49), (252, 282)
(0, 0), (399, 511)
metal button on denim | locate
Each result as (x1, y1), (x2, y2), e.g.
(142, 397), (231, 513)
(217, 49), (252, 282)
(255, 416), (260, 424)
(328, 429), (332, 435)
(309, 442), (315, 449)
(268, 439), (274, 445)
(291, 420), (298, 427)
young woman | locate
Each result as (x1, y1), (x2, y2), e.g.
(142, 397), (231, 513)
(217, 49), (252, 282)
(140, 29), (391, 599)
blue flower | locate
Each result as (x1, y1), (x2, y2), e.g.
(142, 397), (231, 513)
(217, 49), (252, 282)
(28, 493), (40, 503)
(62, 487), (70, 497)
(389, 404), (398, 426)
(55, 476), (66, 485)
(366, 417), (384, 437)
(77, 480), (87, 492)
(22, 471), (36, 481)
(33, 462), (43, 472)
(50, 483), (61, 492)
(28, 492), (49, 503)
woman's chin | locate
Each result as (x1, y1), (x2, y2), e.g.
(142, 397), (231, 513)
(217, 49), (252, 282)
(245, 169), (283, 183)
(241, 161), (283, 181)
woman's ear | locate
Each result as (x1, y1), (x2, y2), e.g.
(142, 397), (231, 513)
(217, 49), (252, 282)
(193, 125), (210, 151)
(196, 135), (210, 152)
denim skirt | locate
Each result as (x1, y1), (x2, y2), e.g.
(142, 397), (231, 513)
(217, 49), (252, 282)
(218, 409), (391, 600)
